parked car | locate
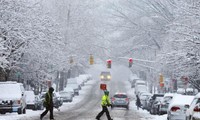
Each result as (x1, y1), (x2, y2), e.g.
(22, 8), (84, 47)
(167, 94), (194, 120)
(79, 74), (90, 83)
(68, 78), (81, 90)
(111, 92), (130, 110)
(100, 71), (111, 81)
(25, 90), (40, 110)
(190, 103), (200, 120)
(76, 77), (84, 87)
(135, 80), (146, 87)
(35, 95), (44, 110)
(150, 97), (163, 115)
(158, 93), (174, 115)
(54, 92), (63, 107)
(0, 81), (26, 114)
(40, 92), (62, 109)
(59, 91), (73, 102)
(147, 94), (164, 112)
(128, 74), (140, 88)
(135, 85), (148, 95)
(139, 92), (152, 109)
(64, 86), (75, 97)
(67, 83), (79, 96)
(186, 93), (200, 120)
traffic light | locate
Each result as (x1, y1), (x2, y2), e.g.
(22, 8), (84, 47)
(159, 74), (164, 87)
(107, 59), (112, 68)
(129, 58), (133, 67)
(89, 54), (94, 65)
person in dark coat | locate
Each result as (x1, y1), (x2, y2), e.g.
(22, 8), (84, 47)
(136, 94), (141, 110)
(40, 87), (54, 120)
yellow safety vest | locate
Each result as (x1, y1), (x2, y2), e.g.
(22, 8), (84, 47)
(101, 95), (110, 106)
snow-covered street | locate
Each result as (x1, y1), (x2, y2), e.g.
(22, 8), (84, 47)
(0, 65), (167, 120)
(0, 0), (200, 120)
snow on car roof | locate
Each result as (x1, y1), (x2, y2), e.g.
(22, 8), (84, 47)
(114, 92), (127, 95)
(194, 93), (200, 98)
(0, 82), (23, 100)
(164, 93), (175, 97)
(141, 92), (152, 96)
(169, 94), (194, 108)
(135, 80), (145, 83)
(25, 91), (35, 101)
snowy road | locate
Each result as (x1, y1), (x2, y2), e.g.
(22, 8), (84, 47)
(0, 65), (167, 120)
(29, 66), (142, 120)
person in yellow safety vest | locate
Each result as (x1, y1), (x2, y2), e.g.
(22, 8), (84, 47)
(96, 90), (113, 120)
(40, 87), (55, 120)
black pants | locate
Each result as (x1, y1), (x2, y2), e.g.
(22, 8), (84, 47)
(40, 106), (54, 119)
(96, 106), (112, 120)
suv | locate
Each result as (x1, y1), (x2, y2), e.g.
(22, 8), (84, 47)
(100, 71), (111, 81)
(0, 81), (26, 114)
(111, 92), (130, 110)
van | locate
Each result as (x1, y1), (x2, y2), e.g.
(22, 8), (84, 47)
(135, 85), (148, 95)
(135, 80), (146, 87)
(0, 81), (26, 114)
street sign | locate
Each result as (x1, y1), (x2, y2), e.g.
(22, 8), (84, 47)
(100, 84), (107, 90)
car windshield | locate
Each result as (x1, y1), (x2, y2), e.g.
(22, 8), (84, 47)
(101, 72), (110, 75)
(114, 94), (127, 98)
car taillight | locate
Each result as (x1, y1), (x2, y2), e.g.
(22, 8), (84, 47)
(171, 106), (180, 112)
(111, 98), (115, 101)
(193, 106), (200, 112)
(125, 98), (129, 102)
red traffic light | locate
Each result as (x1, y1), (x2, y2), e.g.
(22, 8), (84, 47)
(107, 59), (112, 64)
(129, 58), (133, 68)
(107, 59), (112, 68)
(129, 58), (133, 63)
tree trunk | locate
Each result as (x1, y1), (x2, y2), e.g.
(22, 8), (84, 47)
(5, 69), (11, 81)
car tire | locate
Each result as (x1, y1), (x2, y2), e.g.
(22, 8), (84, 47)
(1, 111), (6, 114)
(150, 109), (154, 115)
(18, 108), (22, 114)
(126, 106), (129, 110)
(23, 108), (26, 114)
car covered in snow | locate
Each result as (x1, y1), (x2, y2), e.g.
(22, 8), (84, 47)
(158, 93), (174, 115)
(25, 90), (38, 110)
(167, 94), (194, 120)
(0, 81), (26, 114)
(186, 93), (200, 120)
(139, 92), (152, 109)
(59, 91), (73, 102)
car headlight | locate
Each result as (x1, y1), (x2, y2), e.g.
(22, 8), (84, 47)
(101, 76), (104, 79)
(107, 75), (111, 79)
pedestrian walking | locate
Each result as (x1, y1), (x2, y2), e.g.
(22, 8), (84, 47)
(40, 87), (55, 120)
(136, 94), (141, 110)
(96, 90), (113, 120)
